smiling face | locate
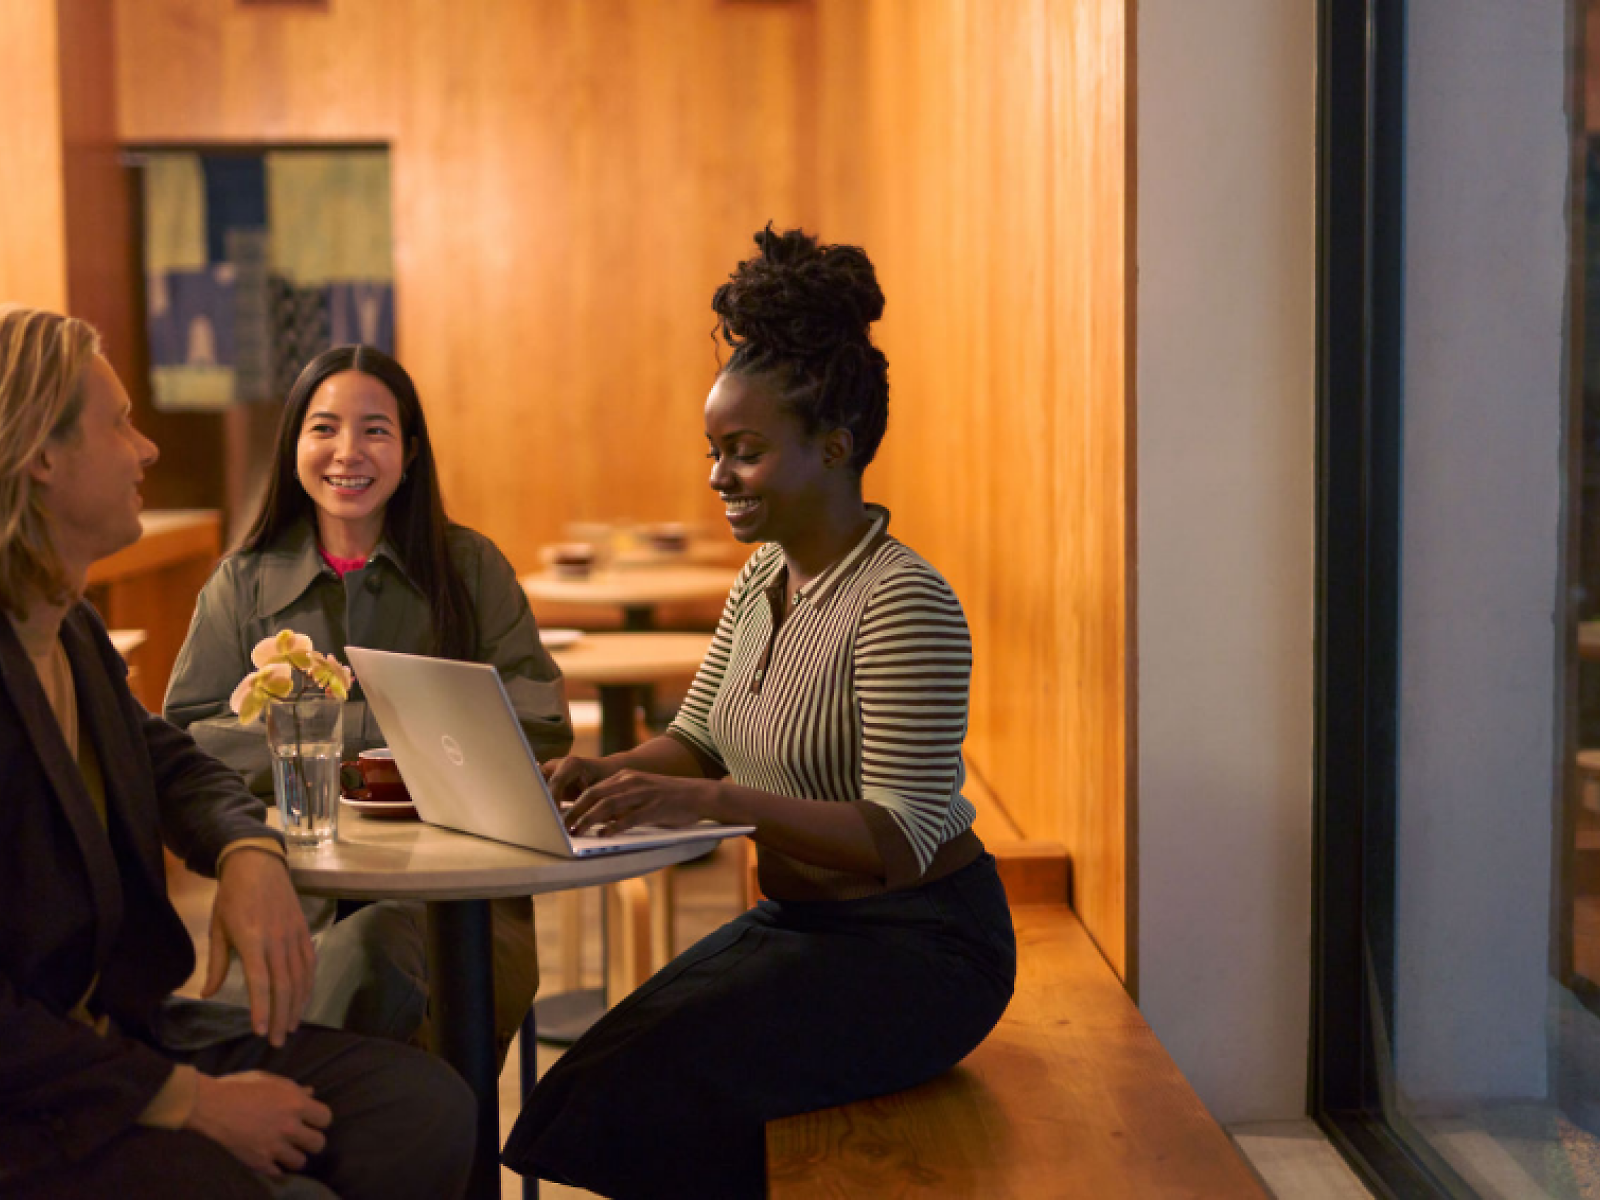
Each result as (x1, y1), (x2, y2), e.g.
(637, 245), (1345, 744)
(32, 355), (159, 579)
(704, 371), (844, 547)
(295, 370), (413, 555)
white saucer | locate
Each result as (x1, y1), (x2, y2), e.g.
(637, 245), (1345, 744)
(540, 628), (584, 650)
(340, 794), (418, 819)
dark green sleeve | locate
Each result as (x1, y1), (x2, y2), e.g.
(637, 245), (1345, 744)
(466, 533), (574, 761)
(162, 557), (274, 795)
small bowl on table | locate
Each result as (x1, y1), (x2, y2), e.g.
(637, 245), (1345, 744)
(542, 542), (598, 579)
(643, 523), (690, 555)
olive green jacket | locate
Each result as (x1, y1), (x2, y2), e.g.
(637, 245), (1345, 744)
(163, 520), (572, 795)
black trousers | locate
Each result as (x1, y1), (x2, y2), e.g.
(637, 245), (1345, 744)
(503, 852), (1017, 1199)
(2, 1000), (475, 1200)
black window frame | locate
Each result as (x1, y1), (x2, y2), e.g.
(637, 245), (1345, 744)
(1310, 1), (1479, 1194)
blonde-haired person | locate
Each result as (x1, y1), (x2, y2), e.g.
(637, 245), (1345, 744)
(0, 309), (101, 607)
(0, 306), (472, 1200)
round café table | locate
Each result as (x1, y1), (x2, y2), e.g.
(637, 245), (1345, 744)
(279, 809), (718, 1200)
(610, 540), (745, 569)
(530, 633), (716, 1047)
(521, 565), (734, 631)
(550, 632), (713, 756)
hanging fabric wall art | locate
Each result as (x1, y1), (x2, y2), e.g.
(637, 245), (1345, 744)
(140, 147), (395, 411)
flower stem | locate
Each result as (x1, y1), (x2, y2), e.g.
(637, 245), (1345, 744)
(291, 700), (309, 819)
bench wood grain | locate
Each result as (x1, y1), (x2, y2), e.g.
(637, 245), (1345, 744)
(766, 906), (1267, 1199)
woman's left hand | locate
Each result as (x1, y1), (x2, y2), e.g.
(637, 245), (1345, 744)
(564, 769), (720, 836)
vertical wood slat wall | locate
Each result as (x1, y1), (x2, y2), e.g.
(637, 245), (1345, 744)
(808, 0), (1129, 975)
(104, 0), (1130, 973)
(0, 0), (225, 512)
(0, 0), (70, 309)
(114, 0), (812, 563)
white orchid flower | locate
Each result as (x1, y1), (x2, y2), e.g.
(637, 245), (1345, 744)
(251, 630), (314, 672)
(307, 651), (355, 701)
(229, 663), (295, 724)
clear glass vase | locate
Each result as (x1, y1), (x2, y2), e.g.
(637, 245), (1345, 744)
(264, 694), (343, 848)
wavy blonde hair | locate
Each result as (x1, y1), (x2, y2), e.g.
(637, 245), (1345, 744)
(0, 306), (100, 616)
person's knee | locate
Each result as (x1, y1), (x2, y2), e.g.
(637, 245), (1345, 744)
(306, 902), (428, 1041)
(308, 1040), (474, 1200)
(355, 1048), (475, 1196)
(411, 1052), (476, 1156)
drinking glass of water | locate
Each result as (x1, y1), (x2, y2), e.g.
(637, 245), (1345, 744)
(264, 694), (344, 848)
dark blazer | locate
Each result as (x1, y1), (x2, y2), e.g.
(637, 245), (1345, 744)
(0, 602), (276, 1185)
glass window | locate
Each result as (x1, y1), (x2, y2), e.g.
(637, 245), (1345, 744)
(1315, 1), (1594, 1195)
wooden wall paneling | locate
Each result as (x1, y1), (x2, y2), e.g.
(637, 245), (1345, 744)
(58, 0), (227, 514)
(396, 0), (579, 555)
(115, 0), (810, 572)
(1117, 0), (1138, 991)
(810, 0), (1128, 976)
(1069, 0), (1128, 980)
(116, 0), (395, 142)
(0, 0), (70, 308)
(562, 0), (688, 537)
(806, 0), (868, 242)
(84, 511), (222, 709)
(109, 0), (1130, 971)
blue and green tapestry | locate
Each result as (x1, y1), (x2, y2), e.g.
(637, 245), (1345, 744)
(141, 148), (394, 411)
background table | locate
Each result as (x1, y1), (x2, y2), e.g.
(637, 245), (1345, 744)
(522, 565), (733, 631)
(85, 509), (220, 709)
(610, 540), (745, 569)
(280, 809), (718, 1200)
(549, 632), (713, 755)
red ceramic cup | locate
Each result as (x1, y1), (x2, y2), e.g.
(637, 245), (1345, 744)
(357, 748), (410, 805)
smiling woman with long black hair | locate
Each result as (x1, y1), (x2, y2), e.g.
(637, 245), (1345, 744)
(164, 345), (572, 1063)
(502, 227), (1017, 1199)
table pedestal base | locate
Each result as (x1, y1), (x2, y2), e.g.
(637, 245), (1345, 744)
(426, 900), (500, 1200)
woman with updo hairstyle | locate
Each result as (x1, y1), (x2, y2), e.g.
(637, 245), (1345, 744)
(503, 227), (1016, 1198)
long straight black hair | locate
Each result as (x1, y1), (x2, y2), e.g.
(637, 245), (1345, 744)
(240, 345), (475, 660)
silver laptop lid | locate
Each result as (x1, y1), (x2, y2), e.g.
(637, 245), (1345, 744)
(345, 646), (754, 858)
(345, 645), (579, 855)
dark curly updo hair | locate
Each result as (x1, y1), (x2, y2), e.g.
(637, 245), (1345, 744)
(711, 224), (889, 472)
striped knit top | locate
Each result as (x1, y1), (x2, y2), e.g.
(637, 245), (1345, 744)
(667, 505), (983, 901)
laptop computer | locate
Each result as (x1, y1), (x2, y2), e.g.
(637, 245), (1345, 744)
(345, 645), (753, 858)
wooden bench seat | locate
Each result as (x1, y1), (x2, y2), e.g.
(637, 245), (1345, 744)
(767, 904), (1267, 1198)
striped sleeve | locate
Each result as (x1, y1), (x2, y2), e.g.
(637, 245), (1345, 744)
(853, 563), (973, 882)
(666, 549), (768, 775)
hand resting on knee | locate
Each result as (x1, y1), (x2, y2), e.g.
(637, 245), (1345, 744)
(185, 1070), (332, 1177)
